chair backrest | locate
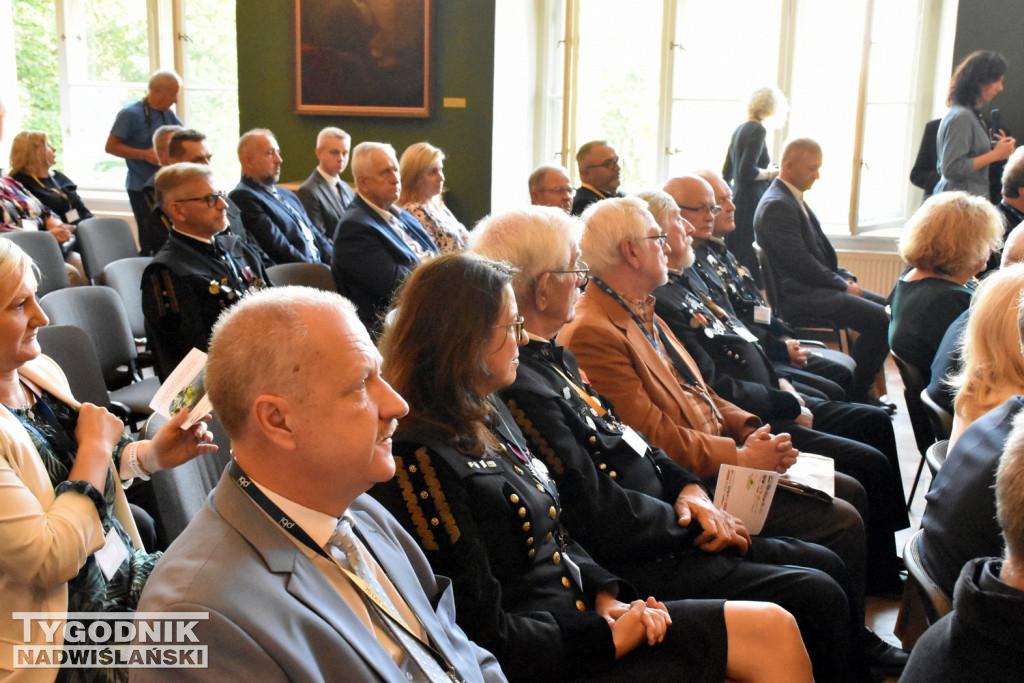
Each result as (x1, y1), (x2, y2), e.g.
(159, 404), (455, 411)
(2, 231), (71, 297)
(752, 242), (782, 312)
(920, 388), (954, 441)
(76, 216), (139, 282)
(103, 257), (152, 339)
(897, 527), (953, 650)
(39, 287), (139, 386)
(36, 325), (112, 408)
(141, 412), (233, 546)
(925, 439), (949, 477)
(892, 351), (937, 455)
(266, 262), (336, 292)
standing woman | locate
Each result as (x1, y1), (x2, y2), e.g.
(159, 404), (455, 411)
(373, 252), (812, 683)
(9, 130), (93, 224)
(399, 142), (470, 254)
(0, 238), (215, 681)
(722, 86), (786, 287)
(935, 50), (1016, 197)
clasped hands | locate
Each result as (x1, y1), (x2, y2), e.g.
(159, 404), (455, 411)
(595, 591), (672, 658)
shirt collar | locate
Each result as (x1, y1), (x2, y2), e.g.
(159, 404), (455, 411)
(358, 192), (399, 223)
(316, 166), (341, 187)
(780, 177), (804, 202)
(251, 478), (340, 549)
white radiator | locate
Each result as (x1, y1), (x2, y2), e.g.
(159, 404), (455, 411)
(835, 250), (904, 295)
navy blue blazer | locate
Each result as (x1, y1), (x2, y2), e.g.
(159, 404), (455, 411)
(229, 175), (332, 265)
(753, 179), (855, 310)
(332, 194), (438, 337)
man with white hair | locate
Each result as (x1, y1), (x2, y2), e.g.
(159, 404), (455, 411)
(297, 126), (356, 240)
(134, 287), (506, 682)
(229, 128), (332, 265)
(528, 164), (574, 212)
(106, 71), (183, 229)
(332, 141), (438, 338)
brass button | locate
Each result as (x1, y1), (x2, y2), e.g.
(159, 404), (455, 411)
(575, 600), (586, 611)
(528, 549), (535, 558)
(514, 465), (524, 475)
(536, 484), (545, 493)
(588, 436), (597, 444)
(419, 491), (429, 499)
(430, 517), (439, 526)
(409, 465), (418, 473)
(526, 537), (534, 546)
(553, 552), (561, 564)
(562, 577), (571, 588)
(549, 506), (557, 519)
(609, 471), (617, 479)
(523, 522), (531, 532)
(518, 507), (527, 518)
(546, 532), (553, 541)
(598, 463), (607, 470)
(510, 494), (520, 503)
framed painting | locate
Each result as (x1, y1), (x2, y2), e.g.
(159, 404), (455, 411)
(294, 0), (431, 117)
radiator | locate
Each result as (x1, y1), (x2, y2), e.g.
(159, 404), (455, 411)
(835, 251), (905, 295)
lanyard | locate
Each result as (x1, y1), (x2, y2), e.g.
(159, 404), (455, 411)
(227, 461), (458, 676)
(8, 381), (78, 456)
(488, 399), (560, 503)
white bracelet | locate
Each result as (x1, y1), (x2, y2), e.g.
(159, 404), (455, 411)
(125, 442), (151, 481)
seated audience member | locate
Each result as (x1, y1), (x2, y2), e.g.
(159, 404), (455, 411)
(528, 164), (574, 212)
(946, 263), (1024, 447)
(372, 252), (813, 683)
(296, 126), (354, 241)
(142, 163), (269, 379)
(889, 191), (1000, 380)
(332, 142), (438, 339)
(105, 70), (182, 229)
(642, 187), (907, 596)
(0, 175), (84, 282)
(134, 287), (506, 683)
(139, 124), (184, 216)
(469, 206), (905, 679)
(754, 138), (890, 405)
(904, 409), (1024, 682)
(9, 130), (93, 224)
(229, 128), (332, 265)
(571, 140), (625, 215)
(680, 171), (857, 402)
(978, 145), (1024, 272)
(0, 238), (214, 680)
(399, 142), (469, 253)
(141, 128), (269, 263)
(556, 197), (874, 605)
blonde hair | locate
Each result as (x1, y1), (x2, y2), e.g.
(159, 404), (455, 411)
(0, 239), (40, 309)
(899, 191), (1003, 276)
(398, 142), (444, 205)
(949, 263), (1024, 424)
(747, 86), (787, 121)
(8, 131), (49, 176)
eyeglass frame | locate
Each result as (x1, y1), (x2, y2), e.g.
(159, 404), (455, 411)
(492, 314), (526, 341)
(548, 259), (590, 284)
(539, 186), (576, 196)
(173, 191), (228, 208)
(677, 203), (722, 216)
(584, 156), (621, 171)
(639, 232), (670, 245)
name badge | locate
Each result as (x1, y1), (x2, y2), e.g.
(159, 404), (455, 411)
(94, 528), (130, 580)
(736, 326), (759, 343)
(562, 551), (585, 593)
(753, 305), (772, 325)
(622, 426), (648, 458)
(21, 219), (37, 231)
(66, 208), (80, 223)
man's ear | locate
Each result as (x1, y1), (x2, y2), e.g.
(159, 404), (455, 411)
(251, 394), (300, 451)
(620, 237), (641, 269)
(162, 199), (186, 225)
(534, 272), (553, 312)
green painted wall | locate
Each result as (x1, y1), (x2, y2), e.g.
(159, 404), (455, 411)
(236, 0), (496, 225)
(953, 0), (1024, 136)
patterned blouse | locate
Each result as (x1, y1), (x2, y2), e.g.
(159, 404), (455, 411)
(402, 200), (470, 254)
(0, 176), (51, 231)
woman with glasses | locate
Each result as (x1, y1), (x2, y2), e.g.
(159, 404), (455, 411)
(372, 252), (813, 683)
(722, 86), (787, 287)
(399, 142), (470, 254)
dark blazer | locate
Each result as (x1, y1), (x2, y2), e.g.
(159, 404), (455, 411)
(909, 118), (941, 200)
(570, 186), (624, 216)
(229, 175), (332, 265)
(296, 168), (353, 241)
(753, 179), (854, 315)
(134, 472), (505, 683)
(332, 195), (438, 337)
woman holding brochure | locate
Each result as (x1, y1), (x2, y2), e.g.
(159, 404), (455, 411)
(0, 238), (215, 682)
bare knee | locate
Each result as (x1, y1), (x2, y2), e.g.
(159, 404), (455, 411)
(723, 601), (812, 683)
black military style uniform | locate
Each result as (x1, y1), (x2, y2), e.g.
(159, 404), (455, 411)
(499, 335), (860, 682)
(371, 401), (730, 683)
(142, 228), (269, 379)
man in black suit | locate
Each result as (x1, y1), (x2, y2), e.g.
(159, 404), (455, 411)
(909, 118), (941, 201)
(571, 140), (625, 215)
(332, 142), (438, 339)
(753, 138), (890, 404)
(297, 126), (355, 243)
(229, 128), (332, 266)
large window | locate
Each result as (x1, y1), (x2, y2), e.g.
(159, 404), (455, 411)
(541, 0), (946, 235)
(13, 0), (238, 195)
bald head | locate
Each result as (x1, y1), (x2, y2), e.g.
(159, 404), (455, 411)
(694, 170), (737, 237)
(529, 165), (574, 212)
(664, 175), (717, 240)
(1003, 224), (1024, 267)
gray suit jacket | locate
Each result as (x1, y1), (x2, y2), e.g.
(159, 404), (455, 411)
(134, 469), (505, 682)
(297, 169), (354, 241)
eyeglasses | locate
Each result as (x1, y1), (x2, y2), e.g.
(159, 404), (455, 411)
(640, 233), (669, 245)
(493, 315), (526, 340)
(677, 203), (722, 216)
(549, 259), (590, 284)
(174, 191), (227, 208)
(541, 186), (575, 196)
(585, 156), (620, 171)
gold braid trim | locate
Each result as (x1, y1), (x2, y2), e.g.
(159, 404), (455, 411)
(394, 454), (437, 550)
(506, 400), (565, 475)
(416, 447), (461, 546)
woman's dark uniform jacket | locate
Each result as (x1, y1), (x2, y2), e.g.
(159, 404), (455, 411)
(370, 402), (728, 683)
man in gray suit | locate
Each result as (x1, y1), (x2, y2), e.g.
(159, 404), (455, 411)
(297, 127), (356, 242)
(134, 287), (505, 682)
